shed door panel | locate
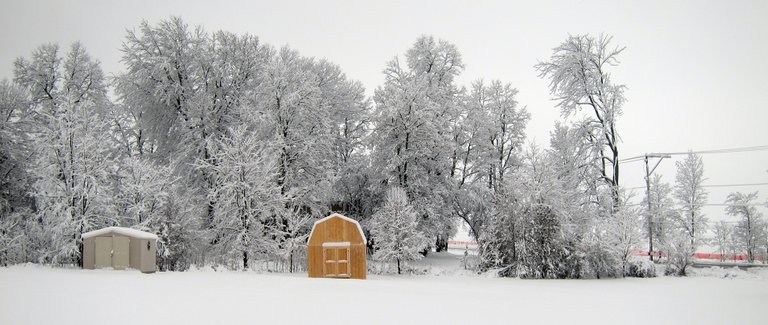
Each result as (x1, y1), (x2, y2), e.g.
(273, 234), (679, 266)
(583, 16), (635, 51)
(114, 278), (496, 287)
(322, 246), (350, 278)
(94, 237), (112, 268)
(323, 248), (335, 277)
(337, 247), (350, 277)
(112, 236), (130, 270)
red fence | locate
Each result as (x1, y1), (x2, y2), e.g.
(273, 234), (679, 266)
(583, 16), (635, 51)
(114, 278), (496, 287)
(448, 243), (764, 262)
(448, 240), (478, 247)
(633, 251), (764, 262)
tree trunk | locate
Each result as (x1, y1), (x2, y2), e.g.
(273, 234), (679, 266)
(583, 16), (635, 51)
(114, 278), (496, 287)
(612, 142), (620, 211)
(397, 258), (401, 274)
(77, 234), (83, 267)
(691, 210), (695, 248)
(243, 250), (248, 270)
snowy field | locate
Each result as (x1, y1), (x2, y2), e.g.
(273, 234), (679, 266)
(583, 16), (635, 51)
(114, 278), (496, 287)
(1, 253), (767, 325)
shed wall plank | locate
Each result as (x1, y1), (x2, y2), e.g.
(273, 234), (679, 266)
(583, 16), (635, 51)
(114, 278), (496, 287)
(308, 215), (367, 279)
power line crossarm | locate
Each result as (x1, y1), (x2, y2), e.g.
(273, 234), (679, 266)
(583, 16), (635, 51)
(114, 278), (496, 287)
(622, 145), (768, 164)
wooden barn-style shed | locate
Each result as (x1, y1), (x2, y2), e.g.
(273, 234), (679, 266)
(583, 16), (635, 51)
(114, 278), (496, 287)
(307, 213), (367, 279)
(82, 227), (158, 273)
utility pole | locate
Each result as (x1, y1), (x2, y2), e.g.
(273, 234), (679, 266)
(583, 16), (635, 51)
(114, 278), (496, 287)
(644, 153), (670, 262)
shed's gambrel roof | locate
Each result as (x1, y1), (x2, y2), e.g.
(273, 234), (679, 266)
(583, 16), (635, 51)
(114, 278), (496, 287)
(81, 226), (158, 240)
(307, 213), (366, 244)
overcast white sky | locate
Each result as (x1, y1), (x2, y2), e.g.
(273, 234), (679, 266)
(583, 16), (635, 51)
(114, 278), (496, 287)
(1, 0), (767, 224)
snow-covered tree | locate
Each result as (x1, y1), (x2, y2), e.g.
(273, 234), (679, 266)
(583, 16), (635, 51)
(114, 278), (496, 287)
(548, 122), (624, 278)
(115, 17), (370, 270)
(642, 174), (677, 257)
(713, 221), (737, 261)
(664, 226), (694, 276)
(0, 213), (24, 265)
(530, 34), (631, 278)
(116, 18), (214, 267)
(726, 191), (764, 262)
(753, 222), (768, 263)
(514, 144), (564, 278)
(643, 174), (697, 276)
(603, 190), (648, 277)
(479, 125), (632, 279)
(449, 80), (528, 252)
(673, 152), (708, 249)
(156, 183), (201, 271)
(370, 187), (429, 274)
(0, 80), (34, 265)
(117, 19), (267, 252)
(325, 64), (372, 222)
(0, 80), (33, 212)
(199, 123), (281, 269)
(117, 18), (299, 268)
(248, 47), (369, 271)
(519, 203), (564, 279)
(545, 122), (598, 276)
(536, 34), (626, 210)
(478, 193), (521, 276)
(109, 157), (168, 228)
(15, 42), (115, 266)
(116, 17), (208, 160)
(474, 80), (529, 193)
(371, 36), (465, 248)
(484, 143), (585, 278)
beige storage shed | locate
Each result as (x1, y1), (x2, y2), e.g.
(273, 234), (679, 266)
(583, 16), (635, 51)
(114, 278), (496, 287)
(82, 227), (158, 273)
(307, 213), (367, 279)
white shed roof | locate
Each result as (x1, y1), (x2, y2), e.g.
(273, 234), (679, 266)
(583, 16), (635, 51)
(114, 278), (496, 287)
(308, 213), (366, 244)
(81, 226), (158, 240)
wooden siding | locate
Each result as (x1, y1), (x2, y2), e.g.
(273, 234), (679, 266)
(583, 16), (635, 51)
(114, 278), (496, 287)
(308, 215), (367, 279)
(308, 245), (366, 279)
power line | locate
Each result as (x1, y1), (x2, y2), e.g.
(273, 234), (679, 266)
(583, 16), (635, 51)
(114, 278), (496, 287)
(624, 182), (768, 191)
(660, 145), (768, 156)
(705, 204), (768, 207)
(626, 203), (766, 207)
(622, 145), (768, 164)
(701, 182), (768, 188)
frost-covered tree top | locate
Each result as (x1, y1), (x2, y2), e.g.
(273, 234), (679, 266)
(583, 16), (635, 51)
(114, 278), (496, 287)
(536, 34), (626, 209)
(535, 34), (625, 121)
(15, 42), (107, 108)
(405, 36), (464, 89)
(673, 152), (708, 247)
(674, 153), (708, 215)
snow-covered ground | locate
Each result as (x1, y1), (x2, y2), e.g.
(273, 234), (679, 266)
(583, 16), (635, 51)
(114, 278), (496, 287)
(1, 253), (767, 325)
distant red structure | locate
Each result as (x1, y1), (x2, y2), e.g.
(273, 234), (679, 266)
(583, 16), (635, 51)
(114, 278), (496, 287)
(448, 240), (478, 247)
(633, 251), (764, 262)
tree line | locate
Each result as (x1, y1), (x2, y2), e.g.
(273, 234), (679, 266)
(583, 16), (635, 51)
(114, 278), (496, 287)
(1, 17), (764, 277)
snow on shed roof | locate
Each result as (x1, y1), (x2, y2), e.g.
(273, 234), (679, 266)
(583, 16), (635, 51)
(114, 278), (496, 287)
(81, 226), (158, 240)
(308, 213), (366, 244)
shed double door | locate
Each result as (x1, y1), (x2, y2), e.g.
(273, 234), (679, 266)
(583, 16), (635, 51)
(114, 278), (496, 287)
(94, 236), (130, 270)
(323, 243), (350, 278)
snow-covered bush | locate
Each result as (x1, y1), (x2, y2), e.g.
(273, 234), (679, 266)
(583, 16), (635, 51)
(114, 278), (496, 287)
(518, 204), (570, 279)
(625, 256), (656, 278)
(479, 210), (519, 275)
(664, 229), (695, 276)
